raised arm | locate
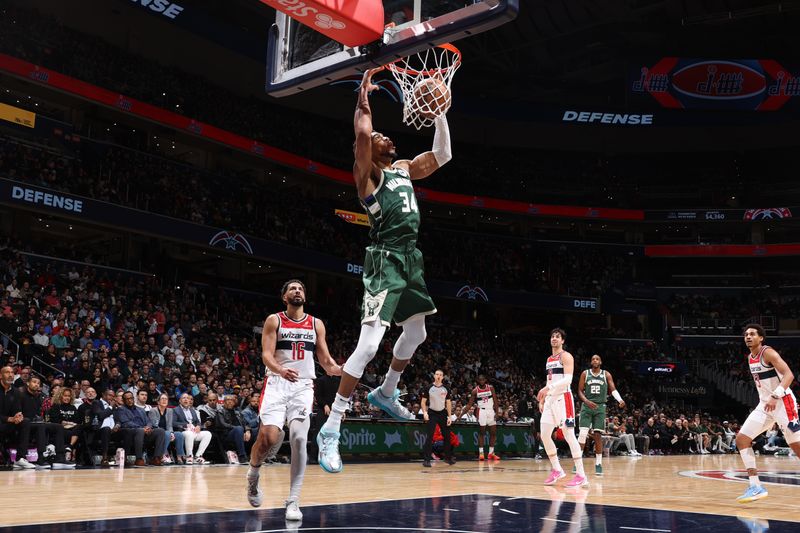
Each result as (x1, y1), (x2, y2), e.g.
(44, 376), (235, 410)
(261, 314), (298, 382)
(353, 68), (381, 198)
(314, 319), (342, 377)
(395, 115), (452, 180)
(605, 370), (625, 408)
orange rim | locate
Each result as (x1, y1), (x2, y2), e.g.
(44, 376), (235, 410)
(386, 43), (462, 77)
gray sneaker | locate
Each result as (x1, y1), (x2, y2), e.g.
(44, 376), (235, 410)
(246, 471), (263, 507)
(367, 388), (415, 421)
(14, 458), (36, 470)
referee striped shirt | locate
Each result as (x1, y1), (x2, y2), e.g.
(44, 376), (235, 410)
(422, 384), (450, 412)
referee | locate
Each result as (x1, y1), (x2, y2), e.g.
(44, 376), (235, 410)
(421, 369), (456, 467)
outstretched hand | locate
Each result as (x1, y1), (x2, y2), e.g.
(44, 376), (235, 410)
(361, 67), (384, 94)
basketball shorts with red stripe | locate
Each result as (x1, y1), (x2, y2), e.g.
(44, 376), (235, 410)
(541, 392), (576, 428)
(740, 391), (800, 444)
(259, 375), (314, 428)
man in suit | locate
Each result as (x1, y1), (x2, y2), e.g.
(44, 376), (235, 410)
(114, 391), (166, 466)
(174, 393), (212, 464)
(90, 389), (118, 466)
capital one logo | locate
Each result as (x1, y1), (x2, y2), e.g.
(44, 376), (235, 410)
(276, 0), (347, 30)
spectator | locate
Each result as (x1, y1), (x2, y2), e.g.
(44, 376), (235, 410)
(114, 390), (166, 466)
(14, 374), (73, 469)
(148, 392), (177, 464)
(48, 387), (81, 460)
(215, 395), (250, 464)
(89, 389), (117, 466)
(173, 393), (212, 464)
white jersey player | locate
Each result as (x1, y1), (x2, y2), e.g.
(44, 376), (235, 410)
(246, 279), (341, 520)
(735, 324), (800, 503)
(462, 374), (500, 460)
(537, 328), (588, 487)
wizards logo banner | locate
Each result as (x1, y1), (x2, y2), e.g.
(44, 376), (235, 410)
(629, 58), (800, 111)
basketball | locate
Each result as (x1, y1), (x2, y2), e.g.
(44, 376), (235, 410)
(413, 75), (450, 119)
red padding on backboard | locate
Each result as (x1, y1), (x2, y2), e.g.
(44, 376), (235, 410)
(261, 0), (385, 47)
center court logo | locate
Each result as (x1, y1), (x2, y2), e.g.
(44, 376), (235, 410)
(680, 469), (800, 487)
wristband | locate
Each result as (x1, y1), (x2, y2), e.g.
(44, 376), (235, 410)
(771, 385), (786, 399)
(611, 390), (623, 403)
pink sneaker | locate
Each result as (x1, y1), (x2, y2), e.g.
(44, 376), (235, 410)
(566, 474), (589, 488)
(544, 469), (566, 485)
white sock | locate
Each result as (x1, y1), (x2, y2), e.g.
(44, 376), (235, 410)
(248, 465), (260, 477)
(379, 367), (402, 397)
(749, 475), (761, 487)
(574, 458), (585, 476)
(489, 447), (494, 454)
(548, 455), (562, 472)
(595, 453), (602, 465)
(323, 394), (349, 430)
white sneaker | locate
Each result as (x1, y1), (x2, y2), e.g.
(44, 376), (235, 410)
(246, 471), (263, 507)
(14, 458), (36, 469)
(285, 500), (303, 521)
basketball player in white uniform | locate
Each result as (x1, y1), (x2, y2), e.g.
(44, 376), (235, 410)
(537, 328), (588, 487)
(246, 279), (341, 520)
(735, 323), (800, 503)
(461, 374), (500, 460)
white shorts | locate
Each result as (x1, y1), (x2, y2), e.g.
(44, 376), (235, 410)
(478, 408), (496, 427)
(740, 392), (800, 444)
(540, 392), (576, 429)
(259, 375), (313, 428)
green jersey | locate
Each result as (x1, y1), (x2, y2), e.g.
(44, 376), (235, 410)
(360, 166), (420, 251)
(583, 369), (608, 405)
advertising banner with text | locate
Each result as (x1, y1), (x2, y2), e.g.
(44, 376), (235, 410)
(339, 420), (534, 455)
(1, 178), (599, 312)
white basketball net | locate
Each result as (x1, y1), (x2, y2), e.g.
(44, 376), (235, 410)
(386, 44), (462, 130)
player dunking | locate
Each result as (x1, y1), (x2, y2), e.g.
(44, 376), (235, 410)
(317, 67), (452, 473)
(735, 324), (800, 503)
(538, 328), (588, 487)
(246, 280), (341, 520)
(576, 354), (627, 476)
(462, 375), (501, 461)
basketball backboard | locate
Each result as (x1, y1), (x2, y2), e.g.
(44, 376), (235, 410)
(266, 0), (518, 97)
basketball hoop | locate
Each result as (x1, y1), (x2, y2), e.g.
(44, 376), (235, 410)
(386, 43), (462, 130)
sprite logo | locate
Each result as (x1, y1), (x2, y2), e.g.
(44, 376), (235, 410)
(340, 427), (376, 449)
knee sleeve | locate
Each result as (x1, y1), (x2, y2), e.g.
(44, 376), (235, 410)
(578, 427), (590, 444)
(541, 423), (557, 456)
(342, 321), (387, 378)
(393, 316), (427, 361)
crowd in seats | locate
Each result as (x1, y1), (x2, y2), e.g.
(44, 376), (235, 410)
(3, 4), (798, 208)
(0, 133), (634, 296)
(666, 292), (800, 333)
(1, 236), (770, 468)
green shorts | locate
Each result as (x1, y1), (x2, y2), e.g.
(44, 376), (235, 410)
(361, 245), (436, 326)
(578, 404), (606, 431)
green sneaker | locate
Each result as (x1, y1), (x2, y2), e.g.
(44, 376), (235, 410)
(595, 464), (603, 476)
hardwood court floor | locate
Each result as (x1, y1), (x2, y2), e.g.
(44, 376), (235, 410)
(2, 454), (799, 527)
